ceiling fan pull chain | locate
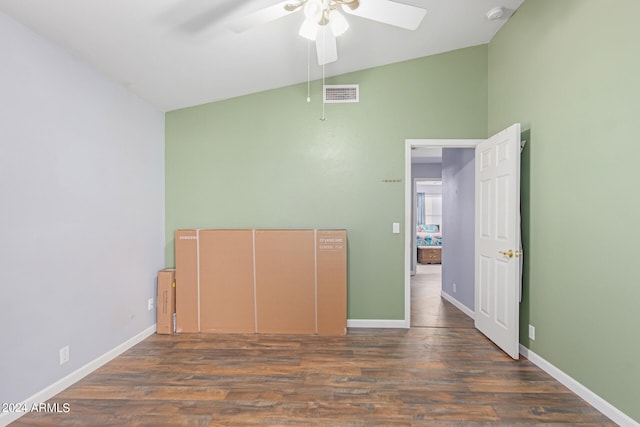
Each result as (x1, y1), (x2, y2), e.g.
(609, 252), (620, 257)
(321, 24), (326, 121)
(307, 39), (311, 103)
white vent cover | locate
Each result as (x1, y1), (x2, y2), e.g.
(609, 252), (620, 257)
(323, 84), (359, 103)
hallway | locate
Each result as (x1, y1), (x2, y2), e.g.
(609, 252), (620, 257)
(410, 263), (473, 328)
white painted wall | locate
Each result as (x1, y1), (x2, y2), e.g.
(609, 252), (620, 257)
(0, 11), (165, 406)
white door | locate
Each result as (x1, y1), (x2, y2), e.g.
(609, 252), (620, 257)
(474, 123), (522, 359)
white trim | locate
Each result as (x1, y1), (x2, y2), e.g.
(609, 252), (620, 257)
(347, 319), (408, 329)
(404, 139), (482, 327)
(406, 139), (485, 148)
(440, 291), (475, 319)
(519, 345), (638, 427)
(404, 141), (413, 326)
(411, 178), (416, 276)
(0, 325), (156, 426)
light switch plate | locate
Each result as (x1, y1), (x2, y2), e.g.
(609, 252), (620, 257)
(392, 222), (400, 234)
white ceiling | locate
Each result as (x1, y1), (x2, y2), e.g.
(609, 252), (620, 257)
(411, 146), (443, 164)
(0, 0), (525, 112)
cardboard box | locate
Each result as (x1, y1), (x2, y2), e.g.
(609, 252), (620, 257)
(174, 229), (347, 335)
(175, 230), (199, 333)
(156, 268), (176, 335)
(254, 230), (316, 334)
(199, 229), (256, 333)
(316, 230), (347, 335)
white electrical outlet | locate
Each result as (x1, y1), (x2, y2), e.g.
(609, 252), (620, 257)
(147, 298), (154, 311)
(453, 283), (457, 293)
(59, 345), (69, 365)
(529, 324), (536, 340)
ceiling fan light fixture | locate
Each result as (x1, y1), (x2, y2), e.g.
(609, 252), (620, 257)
(303, 0), (323, 21)
(299, 19), (319, 40)
(329, 9), (349, 37)
(340, 0), (360, 11)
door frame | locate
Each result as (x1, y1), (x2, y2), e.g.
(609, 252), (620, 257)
(403, 138), (483, 327)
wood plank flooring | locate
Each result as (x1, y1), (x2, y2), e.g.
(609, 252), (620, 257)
(411, 264), (473, 329)
(11, 265), (614, 426)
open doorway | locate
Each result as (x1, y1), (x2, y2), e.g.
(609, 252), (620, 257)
(404, 139), (481, 327)
(405, 125), (522, 359)
(411, 178), (444, 327)
(409, 147), (442, 276)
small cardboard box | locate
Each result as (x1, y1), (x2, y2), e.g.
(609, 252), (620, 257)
(157, 268), (176, 335)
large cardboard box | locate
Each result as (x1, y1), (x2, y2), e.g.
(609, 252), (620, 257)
(174, 229), (347, 335)
(175, 229), (199, 333)
(254, 230), (316, 334)
(156, 268), (176, 335)
(316, 230), (347, 335)
(199, 229), (255, 333)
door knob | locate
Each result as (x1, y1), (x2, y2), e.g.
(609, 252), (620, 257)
(498, 249), (523, 258)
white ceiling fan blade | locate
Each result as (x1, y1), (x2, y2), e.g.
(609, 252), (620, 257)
(343, 0), (426, 30)
(227, 1), (295, 33)
(315, 26), (338, 65)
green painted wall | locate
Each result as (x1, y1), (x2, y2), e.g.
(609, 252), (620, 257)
(489, 0), (640, 422)
(166, 45), (487, 320)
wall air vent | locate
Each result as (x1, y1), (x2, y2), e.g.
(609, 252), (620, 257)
(323, 84), (359, 103)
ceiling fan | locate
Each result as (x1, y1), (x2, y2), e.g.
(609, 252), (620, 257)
(228, 0), (427, 65)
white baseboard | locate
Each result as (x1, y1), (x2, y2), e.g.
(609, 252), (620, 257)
(347, 319), (409, 329)
(440, 291), (475, 319)
(0, 325), (156, 427)
(519, 345), (638, 427)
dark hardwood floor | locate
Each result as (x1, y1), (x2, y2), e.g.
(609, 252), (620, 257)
(11, 265), (614, 426)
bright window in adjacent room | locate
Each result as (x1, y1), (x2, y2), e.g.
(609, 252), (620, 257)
(416, 180), (442, 230)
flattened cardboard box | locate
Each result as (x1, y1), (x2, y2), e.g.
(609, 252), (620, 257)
(156, 268), (176, 335)
(175, 230), (199, 333)
(316, 230), (347, 335)
(254, 230), (316, 334)
(174, 229), (347, 335)
(199, 229), (255, 333)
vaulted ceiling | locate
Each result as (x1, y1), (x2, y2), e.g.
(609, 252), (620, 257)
(0, 0), (525, 112)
